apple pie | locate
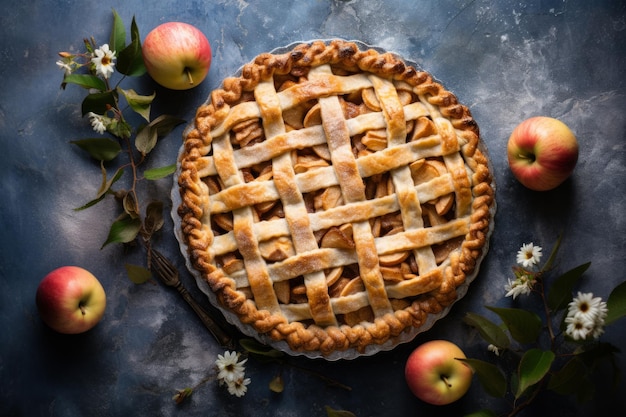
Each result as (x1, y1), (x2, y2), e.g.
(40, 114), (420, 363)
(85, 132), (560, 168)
(175, 39), (494, 358)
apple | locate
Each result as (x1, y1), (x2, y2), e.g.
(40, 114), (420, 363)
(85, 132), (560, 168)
(35, 266), (106, 334)
(507, 116), (579, 191)
(404, 340), (473, 405)
(142, 22), (212, 90)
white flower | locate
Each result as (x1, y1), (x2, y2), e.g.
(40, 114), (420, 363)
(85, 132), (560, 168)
(564, 314), (593, 341)
(215, 351), (247, 383)
(215, 350), (251, 397)
(567, 292), (608, 323)
(590, 323), (606, 339)
(91, 44), (116, 79)
(565, 292), (608, 341)
(56, 59), (73, 75)
(87, 112), (106, 134)
(516, 243), (542, 268)
(487, 344), (501, 356)
(226, 377), (251, 397)
(504, 275), (535, 299)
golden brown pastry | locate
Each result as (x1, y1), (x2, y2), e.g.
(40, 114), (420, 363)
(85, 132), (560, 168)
(176, 39), (494, 357)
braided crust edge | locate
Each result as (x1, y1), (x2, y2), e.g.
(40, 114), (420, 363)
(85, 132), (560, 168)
(177, 39), (494, 355)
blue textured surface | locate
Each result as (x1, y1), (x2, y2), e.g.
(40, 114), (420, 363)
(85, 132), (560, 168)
(1, 1), (625, 416)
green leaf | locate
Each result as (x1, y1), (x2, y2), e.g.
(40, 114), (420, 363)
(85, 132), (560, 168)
(81, 91), (117, 116)
(547, 354), (596, 403)
(463, 312), (511, 349)
(130, 16), (142, 44)
(325, 406), (356, 417)
(135, 115), (185, 155)
(116, 17), (146, 76)
(62, 74), (107, 91)
(574, 342), (621, 395)
(574, 342), (619, 373)
(546, 262), (591, 312)
(579, 341), (620, 358)
(605, 280), (626, 325)
(74, 165), (124, 211)
(547, 358), (588, 395)
(239, 338), (284, 358)
(486, 306), (543, 344)
(101, 214), (141, 248)
(135, 124), (158, 156)
(70, 137), (121, 161)
(109, 9), (126, 52)
(541, 234), (562, 272)
(515, 348), (555, 399)
(96, 165), (124, 199)
(458, 358), (507, 398)
(144, 164), (176, 180)
(118, 88), (155, 122)
(74, 193), (107, 211)
(151, 114), (186, 136)
(124, 263), (152, 284)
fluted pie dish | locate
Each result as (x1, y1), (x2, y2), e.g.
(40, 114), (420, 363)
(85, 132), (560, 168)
(173, 39), (495, 359)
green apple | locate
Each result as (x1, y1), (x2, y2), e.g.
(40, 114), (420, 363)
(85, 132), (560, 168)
(35, 266), (106, 334)
(142, 22), (212, 90)
(404, 339), (473, 405)
(507, 116), (579, 191)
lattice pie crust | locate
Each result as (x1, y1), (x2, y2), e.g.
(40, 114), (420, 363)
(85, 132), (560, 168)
(177, 40), (494, 356)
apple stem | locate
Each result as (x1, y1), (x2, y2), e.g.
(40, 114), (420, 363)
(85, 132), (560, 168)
(441, 375), (452, 388)
(185, 68), (194, 86)
(518, 153), (536, 163)
(79, 302), (86, 316)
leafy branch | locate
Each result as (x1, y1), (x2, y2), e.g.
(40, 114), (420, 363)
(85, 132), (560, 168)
(462, 238), (626, 416)
(58, 10), (184, 280)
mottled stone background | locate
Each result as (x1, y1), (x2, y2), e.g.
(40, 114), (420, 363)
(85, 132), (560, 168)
(1, 1), (625, 416)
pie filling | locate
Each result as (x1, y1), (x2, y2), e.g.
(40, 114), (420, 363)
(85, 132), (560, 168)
(177, 40), (494, 356)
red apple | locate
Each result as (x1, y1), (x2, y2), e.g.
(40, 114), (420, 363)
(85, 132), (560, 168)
(142, 22), (212, 90)
(404, 340), (473, 405)
(507, 116), (579, 191)
(35, 266), (106, 334)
